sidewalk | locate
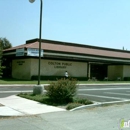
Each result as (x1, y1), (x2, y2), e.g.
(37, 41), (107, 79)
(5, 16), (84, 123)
(0, 95), (66, 117)
(0, 101), (130, 130)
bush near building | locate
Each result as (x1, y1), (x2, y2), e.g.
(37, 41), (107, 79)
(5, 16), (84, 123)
(46, 78), (77, 104)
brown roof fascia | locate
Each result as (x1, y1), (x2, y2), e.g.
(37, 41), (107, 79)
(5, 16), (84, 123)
(3, 44), (27, 52)
(4, 38), (130, 54)
(3, 41), (38, 52)
(26, 41), (130, 59)
(26, 38), (130, 53)
(3, 38), (130, 60)
(45, 49), (130, 61)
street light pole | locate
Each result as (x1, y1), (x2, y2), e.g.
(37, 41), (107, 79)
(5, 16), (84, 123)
(29, 0), (43, 85)
(38, 0), (43, 85)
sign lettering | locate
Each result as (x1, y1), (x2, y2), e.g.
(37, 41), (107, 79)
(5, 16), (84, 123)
(48, 61), (72, 69)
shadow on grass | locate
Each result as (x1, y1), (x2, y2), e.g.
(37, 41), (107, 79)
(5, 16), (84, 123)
(18, 93), (68, 106)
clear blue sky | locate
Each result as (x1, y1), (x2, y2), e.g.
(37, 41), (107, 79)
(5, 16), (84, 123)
(1, 0), (130, 50)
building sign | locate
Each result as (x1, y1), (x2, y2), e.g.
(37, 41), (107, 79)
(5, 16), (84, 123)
(16, 48), (24, 56)
(48, 61), (72, 69)
(17, 61), (25, 65)
(27, 48), (43, 57)
(40, 60), (87, 77)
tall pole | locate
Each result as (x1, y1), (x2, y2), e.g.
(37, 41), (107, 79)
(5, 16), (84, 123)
(29, 0), (44, 95)
(38, 0), (43, 85)
(29, 0), (43, 85)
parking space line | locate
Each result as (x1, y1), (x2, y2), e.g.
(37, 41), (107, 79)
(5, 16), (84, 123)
(78, 88), (130, 91)
(104, 92), (130, 96)
(78, 93), (127, 100)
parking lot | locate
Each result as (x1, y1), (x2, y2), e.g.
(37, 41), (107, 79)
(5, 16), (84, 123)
(77, 84), (130, 102)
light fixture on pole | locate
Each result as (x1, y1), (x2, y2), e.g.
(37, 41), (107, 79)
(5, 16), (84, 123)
(29, 0), (43, 85)
(29, 0), (35, 3)
(29, 0), (44, 94)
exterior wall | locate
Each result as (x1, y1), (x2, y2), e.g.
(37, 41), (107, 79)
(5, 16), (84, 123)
(30, 59), (87, 78)
(108, 65), (123, 80)
(11, 58), (130, 80)
(123, 65), (130, 78)
(12, 59), (31, 79)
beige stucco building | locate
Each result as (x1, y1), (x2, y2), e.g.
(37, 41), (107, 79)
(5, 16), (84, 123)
(12, 59), (87, 80)
(3, 39), (130, 80)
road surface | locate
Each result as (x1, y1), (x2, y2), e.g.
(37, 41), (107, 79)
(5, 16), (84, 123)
(0, 84), (130, 103)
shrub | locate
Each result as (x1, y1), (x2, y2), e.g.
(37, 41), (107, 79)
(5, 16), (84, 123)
(124, 77), (130, 81)
(46, 78), (77, 104)
(66, 103), (82, 110)
(31, 75), (88, 81)
(74, 98), (93, 105)
(66, 98), (93, 110)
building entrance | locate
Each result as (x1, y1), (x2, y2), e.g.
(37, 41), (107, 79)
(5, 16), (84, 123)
(91, 64), (108, 80)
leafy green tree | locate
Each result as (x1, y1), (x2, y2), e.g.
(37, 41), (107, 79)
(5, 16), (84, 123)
(0, 38), (12, 77)
(0, 42), (4, 77)
(0, 37), (12, 49)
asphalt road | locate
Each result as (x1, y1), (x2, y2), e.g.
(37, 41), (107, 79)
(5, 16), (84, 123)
(0, 84), (130, 103)
(77, 84), (130, 102)
(0, 85), (33, 98)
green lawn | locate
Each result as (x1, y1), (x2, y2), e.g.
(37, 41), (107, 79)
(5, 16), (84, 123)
(78, 80), (130, 84)
(0, 78), (130, 84)
(0, 78), (49, 84)
(18, 93), (93, 110)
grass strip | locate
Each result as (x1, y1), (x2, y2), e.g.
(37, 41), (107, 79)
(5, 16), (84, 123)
(1, 78), (130, 84)
(18, 93), (93, 110)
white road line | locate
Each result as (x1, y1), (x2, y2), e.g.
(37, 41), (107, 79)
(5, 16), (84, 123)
(78, 88), (130, 91)
(78, 93), (127, 100)
(0, 91), (32, 93)
(104, 92), (130, 96)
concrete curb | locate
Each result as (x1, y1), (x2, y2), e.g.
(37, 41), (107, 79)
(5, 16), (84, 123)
(77, 83), (130, 86)
(70, 100), (130, 111)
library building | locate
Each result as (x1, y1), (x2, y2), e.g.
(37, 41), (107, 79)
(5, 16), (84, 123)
(3, 38), (130, 81)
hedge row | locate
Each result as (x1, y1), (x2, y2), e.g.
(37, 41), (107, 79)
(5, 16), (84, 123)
(124, 77), (130, 81)
(31, 76), (130, 81)
(31, 75), (88, 81)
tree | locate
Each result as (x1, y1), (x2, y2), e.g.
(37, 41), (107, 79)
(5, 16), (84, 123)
(0, 42), (3, 77)
(0, 38), (12, 77)
(0, 37), (12, 49)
